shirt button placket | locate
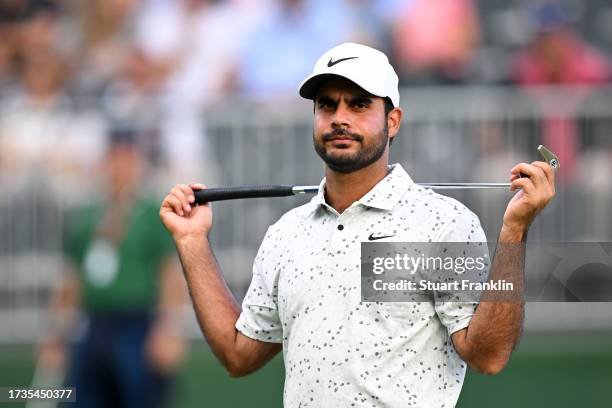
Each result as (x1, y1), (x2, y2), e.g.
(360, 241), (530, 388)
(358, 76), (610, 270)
(331, 213), (350, 256)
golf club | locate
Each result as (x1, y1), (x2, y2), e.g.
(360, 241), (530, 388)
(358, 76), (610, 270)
(194, 145), (559, 204)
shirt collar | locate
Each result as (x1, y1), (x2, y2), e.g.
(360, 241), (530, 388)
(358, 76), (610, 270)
(303, 163), (415, 219)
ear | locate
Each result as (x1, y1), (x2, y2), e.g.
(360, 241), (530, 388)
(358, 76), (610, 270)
(387, 107), (403, 137)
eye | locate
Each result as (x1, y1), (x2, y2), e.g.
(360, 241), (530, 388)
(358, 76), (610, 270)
(352, 99), (371, 109)
(317, 100), (335, 110)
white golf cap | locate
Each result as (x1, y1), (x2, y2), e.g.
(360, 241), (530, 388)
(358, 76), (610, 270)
(298, 42), (400, 107)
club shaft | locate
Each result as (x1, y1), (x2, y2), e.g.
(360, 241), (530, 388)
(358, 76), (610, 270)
(417, 183), (511, 189)
(292, 183), (510, 194)
(194, 183), (511, 204)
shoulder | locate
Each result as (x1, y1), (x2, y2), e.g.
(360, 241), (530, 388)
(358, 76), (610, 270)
(430, 190), (479, 223)
(267, 201), (315, 234)
(254, 201), (315, 259)
(398, 185), (484, 240)
(402, 184), (479, 218)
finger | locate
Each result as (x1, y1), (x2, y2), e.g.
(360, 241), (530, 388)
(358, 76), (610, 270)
(510, 177), (535, 194)
(188, 184), (207, 206)
(531, 161), (555, 187)
(176, 184), (195, 203)
(189, 183), (207, 191)
(170, 187), (192, 213)
(511, 162), (547, 185)
(163, 195), (185, 216)
(510, 162), (528, 177)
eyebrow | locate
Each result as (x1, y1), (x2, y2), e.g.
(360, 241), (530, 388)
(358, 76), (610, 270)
(315, 95), (373, 106)
(350, 96), (373, 105)
(315, 96), (336, 105)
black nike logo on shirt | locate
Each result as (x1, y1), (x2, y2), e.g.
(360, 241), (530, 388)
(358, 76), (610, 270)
(327, 56), (358, 67)
(368, 233), (396, 241)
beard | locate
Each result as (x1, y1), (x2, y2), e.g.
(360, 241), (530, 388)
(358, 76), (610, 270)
(313, 122), (389, 173)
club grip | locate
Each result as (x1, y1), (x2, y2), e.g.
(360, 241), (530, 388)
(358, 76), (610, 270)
(194, 185), (295, 203)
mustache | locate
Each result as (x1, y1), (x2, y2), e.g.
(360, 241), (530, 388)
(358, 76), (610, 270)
(322, 129), (364, 142)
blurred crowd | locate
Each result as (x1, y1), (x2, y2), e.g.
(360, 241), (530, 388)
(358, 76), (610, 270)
(0, 0), (610, 223)
(0, 2), (610, 403)
(0, 2), (611, 392)
(1, 0), (611, 184)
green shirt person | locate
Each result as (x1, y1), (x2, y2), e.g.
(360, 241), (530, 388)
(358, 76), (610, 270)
(38, 132), (187, 408)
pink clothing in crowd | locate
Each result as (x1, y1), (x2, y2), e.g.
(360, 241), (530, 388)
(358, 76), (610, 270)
(513, 32), (611, 185)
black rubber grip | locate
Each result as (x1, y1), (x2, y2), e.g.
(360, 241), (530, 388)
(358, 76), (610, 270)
(194, 185), (295, 203)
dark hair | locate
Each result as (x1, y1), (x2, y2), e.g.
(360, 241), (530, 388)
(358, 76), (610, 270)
(384, 97), (396, 146)
(383, 97), (394, 117)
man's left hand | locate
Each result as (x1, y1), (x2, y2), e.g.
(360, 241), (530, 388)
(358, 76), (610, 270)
(503, 160), (556, 233)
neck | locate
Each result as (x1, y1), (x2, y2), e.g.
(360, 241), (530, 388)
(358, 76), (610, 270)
(324, 158), (390, 214)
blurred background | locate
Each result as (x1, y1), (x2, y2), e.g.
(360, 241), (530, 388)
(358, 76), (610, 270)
(0, 0), (611, 407)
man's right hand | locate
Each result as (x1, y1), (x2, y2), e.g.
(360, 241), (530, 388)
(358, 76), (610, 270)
(160, 183), (212, 242)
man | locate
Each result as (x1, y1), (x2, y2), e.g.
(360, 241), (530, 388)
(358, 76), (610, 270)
(39, 131), (187, 408)
(160, 43), (556, 407)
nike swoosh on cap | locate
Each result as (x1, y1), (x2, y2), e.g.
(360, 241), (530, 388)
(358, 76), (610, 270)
(368, 233), (396, 241)
(327, 56), (358, 67)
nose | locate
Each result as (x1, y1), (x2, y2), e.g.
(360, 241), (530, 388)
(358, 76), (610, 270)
(331, 102), (351, 129)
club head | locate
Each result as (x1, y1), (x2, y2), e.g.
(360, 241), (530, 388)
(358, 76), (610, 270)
(538, 145), (560, 170)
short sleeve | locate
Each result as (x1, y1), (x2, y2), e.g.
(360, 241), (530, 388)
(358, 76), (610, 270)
(235, 228), (283, 343)
(433, 209), (489, 335)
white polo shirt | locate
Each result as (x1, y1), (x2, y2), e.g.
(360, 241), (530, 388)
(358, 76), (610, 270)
(236, 164), (488, 408)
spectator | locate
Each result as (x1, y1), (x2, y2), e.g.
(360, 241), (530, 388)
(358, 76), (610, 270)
(392, 0), (481, 84)
(11, 0), (63, 58)
(134, 0), (266, 108)
(513, 3), (610, 86)
(132, 0), (255, 186)
(97, 42), (219, 194)
(37, 131), (188, 408)
(0, 0), (64, 92)
(336, 0), (400, 52)
(71, 0), (139, 92)
(236, 0), (358, 98)
(0, 49), (107, 202)
(511, 2), (611, 185)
